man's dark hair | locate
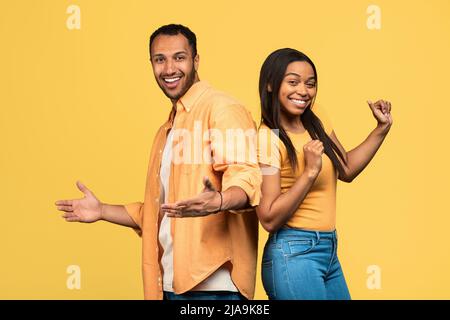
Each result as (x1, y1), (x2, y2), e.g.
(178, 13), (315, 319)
(149, 24), (197, 57)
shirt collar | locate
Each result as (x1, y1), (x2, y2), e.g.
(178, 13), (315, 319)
(176, 80), (210, 113)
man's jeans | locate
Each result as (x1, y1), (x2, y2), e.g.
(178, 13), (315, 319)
(262, 227), (351, 300)
(164, 291), (246, 300)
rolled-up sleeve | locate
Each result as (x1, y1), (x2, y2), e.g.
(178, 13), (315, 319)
(210, 104), (262, 207)
(124, 202), (144, 236)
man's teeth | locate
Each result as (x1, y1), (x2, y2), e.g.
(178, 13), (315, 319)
(164, 77), (181, 83)
(290, 99), (307, 105)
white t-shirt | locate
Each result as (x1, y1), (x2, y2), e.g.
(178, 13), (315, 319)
(159, 128), (238, 292)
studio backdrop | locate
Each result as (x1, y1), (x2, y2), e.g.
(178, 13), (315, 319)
(1, 0), (449, 299)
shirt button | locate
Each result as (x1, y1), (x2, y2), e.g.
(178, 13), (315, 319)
(159, 150), (162, 153)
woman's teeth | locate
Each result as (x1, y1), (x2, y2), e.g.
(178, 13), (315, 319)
(290, 98), (307, 106)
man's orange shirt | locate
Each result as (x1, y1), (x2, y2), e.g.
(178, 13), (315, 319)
(125, 81), (262, 300)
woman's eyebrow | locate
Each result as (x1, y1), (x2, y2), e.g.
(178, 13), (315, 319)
(284, 72), (301, 77)
(284, 73), (316, 81)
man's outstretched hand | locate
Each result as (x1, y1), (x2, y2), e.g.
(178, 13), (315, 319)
(161, 176), (222, 218)
(55, 181), (103, 223)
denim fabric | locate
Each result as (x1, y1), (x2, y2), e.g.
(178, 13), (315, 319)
(262, 228), (351, 300)
(163, 291), (246, 300)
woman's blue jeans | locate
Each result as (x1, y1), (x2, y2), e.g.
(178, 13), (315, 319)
(262, 227), (351, 300)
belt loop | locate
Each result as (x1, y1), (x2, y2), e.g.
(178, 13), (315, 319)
(315, 231), (320, 245)
(273, 231), (277, 243)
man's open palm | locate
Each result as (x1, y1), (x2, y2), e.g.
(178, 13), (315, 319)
(55, 181), (103, 223)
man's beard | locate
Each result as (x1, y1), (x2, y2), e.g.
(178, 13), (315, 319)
(160, 68), (197, 101)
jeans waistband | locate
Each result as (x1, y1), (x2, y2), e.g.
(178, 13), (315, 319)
(270, 227), (337, 243)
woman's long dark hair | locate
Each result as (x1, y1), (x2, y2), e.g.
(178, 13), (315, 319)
(259, 48), (346, 176)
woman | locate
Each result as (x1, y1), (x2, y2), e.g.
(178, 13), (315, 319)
(256, 48), (392, 300)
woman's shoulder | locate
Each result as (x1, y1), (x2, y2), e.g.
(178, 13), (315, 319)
(258, 122), (270, 131)
(257, 123), (284, 169)
(258, 123), (282, 143)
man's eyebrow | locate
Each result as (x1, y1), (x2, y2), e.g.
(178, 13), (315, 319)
(151, 51), (188, 58)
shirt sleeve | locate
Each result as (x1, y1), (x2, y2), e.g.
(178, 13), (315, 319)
(124, 202), (144, 237)
(209, 104), (262, 207)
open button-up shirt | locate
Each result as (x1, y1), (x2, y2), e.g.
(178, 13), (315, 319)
(125, 81), (262, 299)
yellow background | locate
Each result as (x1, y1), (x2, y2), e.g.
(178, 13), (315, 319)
(1, 0), (449, 299)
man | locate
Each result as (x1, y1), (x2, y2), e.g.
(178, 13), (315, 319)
(55, 24), (261, 300)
